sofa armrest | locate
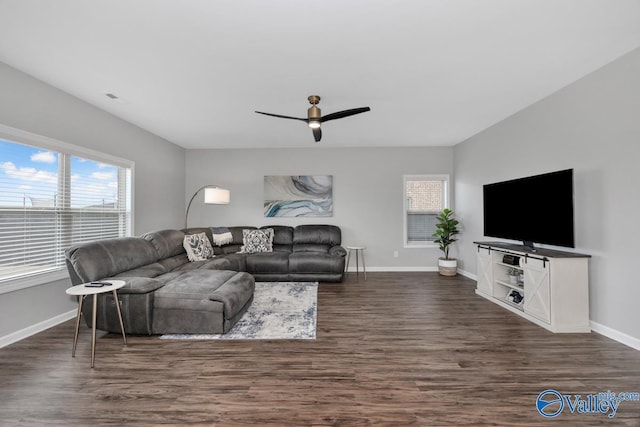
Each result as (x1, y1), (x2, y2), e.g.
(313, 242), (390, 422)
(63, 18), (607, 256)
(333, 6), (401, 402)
(107, 277), (165, 294)
(329, 246), (347, 257)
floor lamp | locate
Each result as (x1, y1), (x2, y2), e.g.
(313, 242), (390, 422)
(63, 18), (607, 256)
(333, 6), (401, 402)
(184, 185), (230, 228)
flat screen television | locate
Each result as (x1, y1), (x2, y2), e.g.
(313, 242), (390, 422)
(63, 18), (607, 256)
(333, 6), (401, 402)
(483, 169), (575, 248)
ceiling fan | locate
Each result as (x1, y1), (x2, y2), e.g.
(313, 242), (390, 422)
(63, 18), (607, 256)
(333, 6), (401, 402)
(255, 95), (370, 142)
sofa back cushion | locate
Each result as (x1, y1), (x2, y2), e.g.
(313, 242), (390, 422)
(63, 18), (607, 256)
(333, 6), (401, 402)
(182, 227), (213, 244)
(261, 225), (293, 253)
(65, 237), (159, 283)
(212, 226), (256, 254)
(293, 225), (342, 253)
(143, 229), (186, 259)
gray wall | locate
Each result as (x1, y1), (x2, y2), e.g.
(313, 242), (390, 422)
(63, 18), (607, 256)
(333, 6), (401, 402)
(5, 44), (639, 345)
(185, 147), (454, 269)
(454, 47), (640, 341)
(0, 62), (185, 339)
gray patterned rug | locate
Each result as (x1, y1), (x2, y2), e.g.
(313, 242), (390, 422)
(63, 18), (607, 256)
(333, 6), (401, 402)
(160, 281), (317, 340)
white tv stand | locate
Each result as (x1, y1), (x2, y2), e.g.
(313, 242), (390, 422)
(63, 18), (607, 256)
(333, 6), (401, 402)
(474, 241), (591, 333)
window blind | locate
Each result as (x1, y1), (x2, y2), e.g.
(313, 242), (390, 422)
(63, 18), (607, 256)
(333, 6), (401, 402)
(404, 176), (448, 244)
(407, 213), (438, 242)
(0, 138), (131, 283)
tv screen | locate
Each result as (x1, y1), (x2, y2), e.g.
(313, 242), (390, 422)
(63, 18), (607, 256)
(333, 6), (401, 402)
(483, 169), (575, 248)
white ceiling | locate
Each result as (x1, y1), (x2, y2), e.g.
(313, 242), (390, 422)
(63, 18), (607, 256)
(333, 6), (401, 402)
(1, 0), (640, 149)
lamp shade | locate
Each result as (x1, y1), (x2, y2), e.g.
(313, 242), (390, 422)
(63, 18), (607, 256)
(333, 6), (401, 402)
(204, 187), (230, 204)
(185, 184), (230, 228)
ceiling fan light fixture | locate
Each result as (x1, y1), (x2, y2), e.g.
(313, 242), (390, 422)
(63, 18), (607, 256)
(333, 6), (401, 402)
(308, 104), (321, 117)
(255, 95), (370, 142)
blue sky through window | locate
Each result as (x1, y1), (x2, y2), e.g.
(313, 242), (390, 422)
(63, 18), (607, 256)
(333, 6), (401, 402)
(0, 139), (119, 208)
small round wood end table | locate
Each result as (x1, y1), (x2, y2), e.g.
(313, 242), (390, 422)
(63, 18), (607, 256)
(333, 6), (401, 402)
(65, 280), (127, 368)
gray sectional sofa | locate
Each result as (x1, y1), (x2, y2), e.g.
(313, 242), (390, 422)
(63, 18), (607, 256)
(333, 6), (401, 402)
(65, 224), (346, 335)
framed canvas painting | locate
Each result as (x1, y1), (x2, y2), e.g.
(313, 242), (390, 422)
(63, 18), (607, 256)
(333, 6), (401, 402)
(264, 175), (333, 217)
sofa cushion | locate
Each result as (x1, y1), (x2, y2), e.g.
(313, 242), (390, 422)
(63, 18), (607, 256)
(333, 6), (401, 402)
(292, 243), (329, 253)
(211, 226), (256, 255)
(246, 252), (290, 274)
(229, 226), (255, 245)
(173, 257), (232, 271)
(154, 270), (254, 319)
(154, 270), (237, 309)
(183, 232), (215, 261)
(65, 237), (159, 283)
(112, 262), (167, 279)
(142, 229), (186, 259)
(215, 253), (247, 272)
(157, 254), (190, 272)
(293, 224), (342, 253)
(261, 225), (294, 253)
(240, 228), (274, 254)
(182, 227), (214, 244)
(289, 252), (345, 275)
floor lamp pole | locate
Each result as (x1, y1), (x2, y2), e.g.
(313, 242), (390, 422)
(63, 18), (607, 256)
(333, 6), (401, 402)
(184, 185), (230, 228)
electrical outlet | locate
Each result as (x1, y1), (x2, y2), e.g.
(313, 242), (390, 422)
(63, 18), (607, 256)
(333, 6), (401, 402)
(393, 251), (399, 258)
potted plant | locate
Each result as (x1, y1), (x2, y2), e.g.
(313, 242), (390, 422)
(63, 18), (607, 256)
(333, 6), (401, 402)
(432, 208), (460, 276)
(506, 267), (520, 284)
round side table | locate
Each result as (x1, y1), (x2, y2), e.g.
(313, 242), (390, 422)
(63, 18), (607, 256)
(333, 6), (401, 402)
(345, 246), (367, 280)
(66, 280), (127, 368)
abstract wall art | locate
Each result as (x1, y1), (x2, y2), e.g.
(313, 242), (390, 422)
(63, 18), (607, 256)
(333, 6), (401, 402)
(264, 175), (333, 217)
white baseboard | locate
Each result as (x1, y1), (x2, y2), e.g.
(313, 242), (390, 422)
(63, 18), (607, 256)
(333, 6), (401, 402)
(346, 266), (438, 273)
(0, 309), (76, 349)
(457, 269), (477, 280)
(346, 267), (478, 279)
(590, 321), (640, 351)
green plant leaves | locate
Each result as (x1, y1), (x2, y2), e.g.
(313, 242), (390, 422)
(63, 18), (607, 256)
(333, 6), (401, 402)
(432, 208), (460, 260)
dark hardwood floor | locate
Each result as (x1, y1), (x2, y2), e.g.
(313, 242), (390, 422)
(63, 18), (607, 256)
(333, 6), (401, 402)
(1, 272), (639, 426)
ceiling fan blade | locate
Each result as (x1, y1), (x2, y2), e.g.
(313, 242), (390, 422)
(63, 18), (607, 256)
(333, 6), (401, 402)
(321, 107), (371, 123)
(255, 111), (308, 122)
(312, 127), (322, 142)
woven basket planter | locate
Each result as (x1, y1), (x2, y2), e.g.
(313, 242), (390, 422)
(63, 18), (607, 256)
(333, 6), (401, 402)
(438, 258), (458, 276)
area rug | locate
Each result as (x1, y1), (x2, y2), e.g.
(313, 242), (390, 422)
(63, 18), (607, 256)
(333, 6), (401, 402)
(159, 281), (317, 340)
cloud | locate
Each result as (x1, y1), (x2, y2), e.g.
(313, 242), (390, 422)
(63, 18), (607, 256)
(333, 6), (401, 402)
(91, 171), (115, 180)
(30, 151), (57, 164)
(1, 161), (58, 184)
(107, 182), (118, 188)
(19, 185), (33, 190)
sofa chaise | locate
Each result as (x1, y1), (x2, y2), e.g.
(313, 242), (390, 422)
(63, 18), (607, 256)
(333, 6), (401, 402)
(65, 224), (346, 335)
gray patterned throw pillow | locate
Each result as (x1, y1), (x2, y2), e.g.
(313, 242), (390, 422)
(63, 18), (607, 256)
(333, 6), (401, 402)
(183, 232), (215, 261)
(240, 228), (274, 253)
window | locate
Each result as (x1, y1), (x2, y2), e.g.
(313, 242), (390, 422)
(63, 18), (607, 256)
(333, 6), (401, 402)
(0, 126), (133, 291)
(404, 175), (449, 247)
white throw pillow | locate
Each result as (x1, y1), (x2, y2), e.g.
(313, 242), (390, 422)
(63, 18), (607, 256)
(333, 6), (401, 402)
(183, 232), (215, 261)
(240, 228), (274, 254)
